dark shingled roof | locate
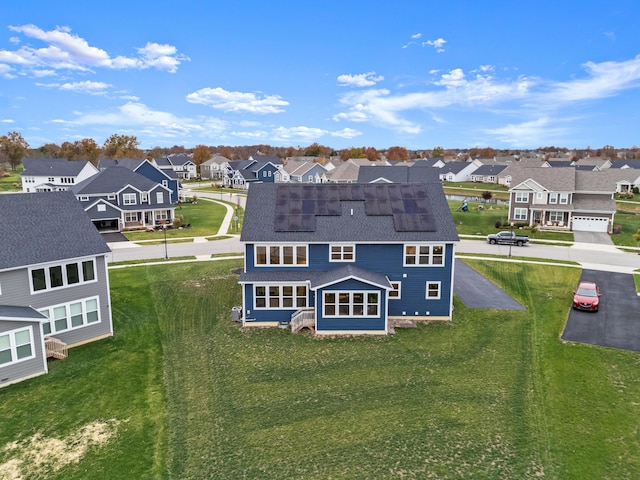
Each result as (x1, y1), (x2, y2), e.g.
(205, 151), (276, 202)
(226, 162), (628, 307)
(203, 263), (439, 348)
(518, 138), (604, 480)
(0, 191), (110, 270)
(357, 165), (441, 184)
(70, 166), (161, 194)
(241, 183), (459, 243)
(0, 305), (48, 321)
(22, 157), (91, 176)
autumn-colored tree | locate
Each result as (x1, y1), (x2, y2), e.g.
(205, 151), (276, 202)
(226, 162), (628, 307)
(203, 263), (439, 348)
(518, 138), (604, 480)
(192, 145), (211, 165)
(59, 141), (80, 161)
(386, 146), (409, 161)
(0, 131), (30, 170)
(304, 142), (332, 158)
(218, 146), (234, 160)
(79, 138), (101, 164)
(36, 143), (61, 157)
(431, 146), (445, 158)
(103, 134), (141, 158)
(364, 147), (379, 161)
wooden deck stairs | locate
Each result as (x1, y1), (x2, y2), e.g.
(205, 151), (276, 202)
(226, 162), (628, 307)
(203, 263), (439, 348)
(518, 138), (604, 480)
(45, 336), (68, 360)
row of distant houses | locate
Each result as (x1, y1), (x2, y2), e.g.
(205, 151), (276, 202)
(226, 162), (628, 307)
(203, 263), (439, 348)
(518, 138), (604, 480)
(3, 150), (638, 388)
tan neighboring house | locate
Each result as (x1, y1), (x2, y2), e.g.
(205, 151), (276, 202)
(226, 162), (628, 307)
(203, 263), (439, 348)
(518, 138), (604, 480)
(508, 167), (618, 233)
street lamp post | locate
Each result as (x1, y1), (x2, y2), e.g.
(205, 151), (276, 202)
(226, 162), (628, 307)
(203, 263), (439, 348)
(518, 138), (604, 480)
(161, 220), (168, 260)
(508, 222), (514, 258)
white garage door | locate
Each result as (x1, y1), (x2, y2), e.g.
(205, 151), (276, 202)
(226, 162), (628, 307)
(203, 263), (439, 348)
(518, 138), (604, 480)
(572, 216), (609, 232)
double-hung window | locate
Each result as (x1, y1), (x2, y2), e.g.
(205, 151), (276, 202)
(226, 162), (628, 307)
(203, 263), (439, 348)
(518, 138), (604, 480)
(254, 285), (307, 309)
(0, 327), (34, 366)
(123, 193), (136, 205)
(514, 208), (528, 220)
(389, 282), (401, 299)
(404, 245), (444, 266)
(255, 245), (307, 266)
(515, 192), (529, 203)
(330, 244), (355, 262)
(39, 297), (100, 335)
(323, 291), (379, 317)
(426, 281), (441, 299)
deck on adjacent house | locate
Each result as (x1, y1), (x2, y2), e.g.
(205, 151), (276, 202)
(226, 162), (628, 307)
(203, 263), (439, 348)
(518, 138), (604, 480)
(45, 336), (68, 359)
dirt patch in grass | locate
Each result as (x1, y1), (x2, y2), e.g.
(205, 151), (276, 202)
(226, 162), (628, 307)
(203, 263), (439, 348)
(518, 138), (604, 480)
(0, 419), (123, 479)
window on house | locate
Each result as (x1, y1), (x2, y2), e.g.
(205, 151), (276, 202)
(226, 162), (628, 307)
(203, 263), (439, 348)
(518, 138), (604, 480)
(155, 210), (169, 221)
(549, 211), (563, 222)
(255, 245), (307, 266)
(323, 291), (379, 317)
(32, 260), (96, 293)
(125, 212), (138, 222)
(97, 204), (106, 212)
(330, 245), (355, 262)
(559, 193), (569, 204)
(156, 192), (164, 203)
(39, 297), (101, 335)
(389, 282), (401, 299)
(254, 285), (307, 309)
(404, 245), (444, 266)
(0, 327), (34, 366)
(80, 195), (89, 201)
(426, 282), (441, 299)
(123, 193), (136, 205)
(108, 194), (116, 200)
(549, 193), (558, 204)
(514, 208), (528, 220)
(515, 192), (529, 203)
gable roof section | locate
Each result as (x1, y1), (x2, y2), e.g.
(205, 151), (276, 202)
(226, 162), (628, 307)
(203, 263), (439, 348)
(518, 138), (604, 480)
(509, 167), (576, 191)
(0, 191), (110, 270)
(241, 183), (459, 243)
(22, 157), (95, 176)
(70, 166), (165, 195)
(0, 305), (48, 322)
(471, 164), (508, 176)
(357, 165), (441, 184)
(310, 264), (393, 290)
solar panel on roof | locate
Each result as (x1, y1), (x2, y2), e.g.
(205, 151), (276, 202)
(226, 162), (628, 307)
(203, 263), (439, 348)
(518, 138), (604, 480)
(393, 213), (436, 232)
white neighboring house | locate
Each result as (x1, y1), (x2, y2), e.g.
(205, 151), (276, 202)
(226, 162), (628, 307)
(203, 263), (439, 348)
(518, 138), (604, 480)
(21, 158), (99, 193)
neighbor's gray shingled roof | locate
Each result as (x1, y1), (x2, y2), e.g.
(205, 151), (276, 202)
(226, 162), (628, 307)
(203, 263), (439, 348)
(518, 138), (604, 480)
(357, 165), (441, 184)
(22, 157), (91, 176)
(0, 191), (110, 270)
(70, 166), (162, 195)
(241, 183), (459, 243)
(0, 305), (48, 321)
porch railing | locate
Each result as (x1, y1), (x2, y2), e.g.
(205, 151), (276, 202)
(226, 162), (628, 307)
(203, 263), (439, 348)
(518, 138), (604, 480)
(290, 308), (315, 333)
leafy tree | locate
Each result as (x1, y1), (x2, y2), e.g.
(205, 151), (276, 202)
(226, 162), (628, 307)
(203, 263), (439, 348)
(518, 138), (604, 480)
(304, 142), (332, 158)
(36, 143), (61, 157)
(103, 134), (141, 158)
(431, 146), (445, 158)
(633, 228), (640, 247)
(482, 191), (493, 202)
(218, 146), (234, 160)
(0, 131), (29, 170)
(192, 145), (211, 165)
(386, 146), (409, 161)
(364, 147), (379, 161)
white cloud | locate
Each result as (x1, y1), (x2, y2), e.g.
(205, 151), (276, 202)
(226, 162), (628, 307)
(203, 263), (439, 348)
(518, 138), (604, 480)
(330, 128), (362, 139)
(411, 33), (422, 40)
(481, 117), (569, 146)
(422, 38), (447, 53)
(1, 24), (188, 75)
(36, 80), (111, 94)
(337, 72), (384, 87)
(0, 119), (14, 123)
(56, 101), (228, 140)
(272, 126), (327, 142)
(186, 87), (288, 113)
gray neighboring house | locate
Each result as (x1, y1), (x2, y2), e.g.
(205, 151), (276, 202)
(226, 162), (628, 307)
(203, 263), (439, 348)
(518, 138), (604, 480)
(357, 165), (441, 184)
(21, 157), (99, 193)
(200, 155), (230, 179)
(71, 166), (175, 232)
(0, 191), (113, 388)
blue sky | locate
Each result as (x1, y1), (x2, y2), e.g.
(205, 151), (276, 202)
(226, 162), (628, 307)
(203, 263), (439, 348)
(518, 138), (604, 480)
(2, 1), (640, 151)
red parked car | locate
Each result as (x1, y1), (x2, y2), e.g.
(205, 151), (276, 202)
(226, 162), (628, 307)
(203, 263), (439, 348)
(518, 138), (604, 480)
(572, 281), (601, 311)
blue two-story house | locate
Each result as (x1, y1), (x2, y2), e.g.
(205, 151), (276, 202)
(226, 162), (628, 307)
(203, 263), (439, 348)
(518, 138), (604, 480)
(238, 183), (459, 335)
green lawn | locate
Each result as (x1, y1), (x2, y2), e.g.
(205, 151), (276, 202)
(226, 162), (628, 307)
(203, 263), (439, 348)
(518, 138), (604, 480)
(0, 164), (22, 192)
(123, 200), (232, 241)
(1, 260), (638, 479)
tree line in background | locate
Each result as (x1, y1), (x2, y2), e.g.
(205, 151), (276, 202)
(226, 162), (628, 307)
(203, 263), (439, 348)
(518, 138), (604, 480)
(1, 130), (639, 171)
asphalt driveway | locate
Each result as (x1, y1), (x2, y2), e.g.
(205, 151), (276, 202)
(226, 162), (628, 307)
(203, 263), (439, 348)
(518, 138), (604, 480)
(454, 260), (525, 310)
(562, 270), (640, 352)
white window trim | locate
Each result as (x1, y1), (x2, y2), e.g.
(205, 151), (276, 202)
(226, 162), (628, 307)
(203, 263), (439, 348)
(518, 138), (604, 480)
(403, 244), (445, 267)
(123, 193), (137, 205)
(323, 291), (380, 318)
(389, 281), (402, 299)
(549, 193), (558, 204)
(253, 284), (308, 310)
(559, 193), (569, 204)
(80, 195), (89, 201)
(426, 281), (442, 300)
(329, 244), (355, 262)
(29, 258), (97, 294)
(515, 191), (529, 203)
(254, 244), (308, 267)
(39, 297), (101, 335)
(0, 326), (35, 367)
(514, 208), (528, 221)
(108, 194), (116, 200)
